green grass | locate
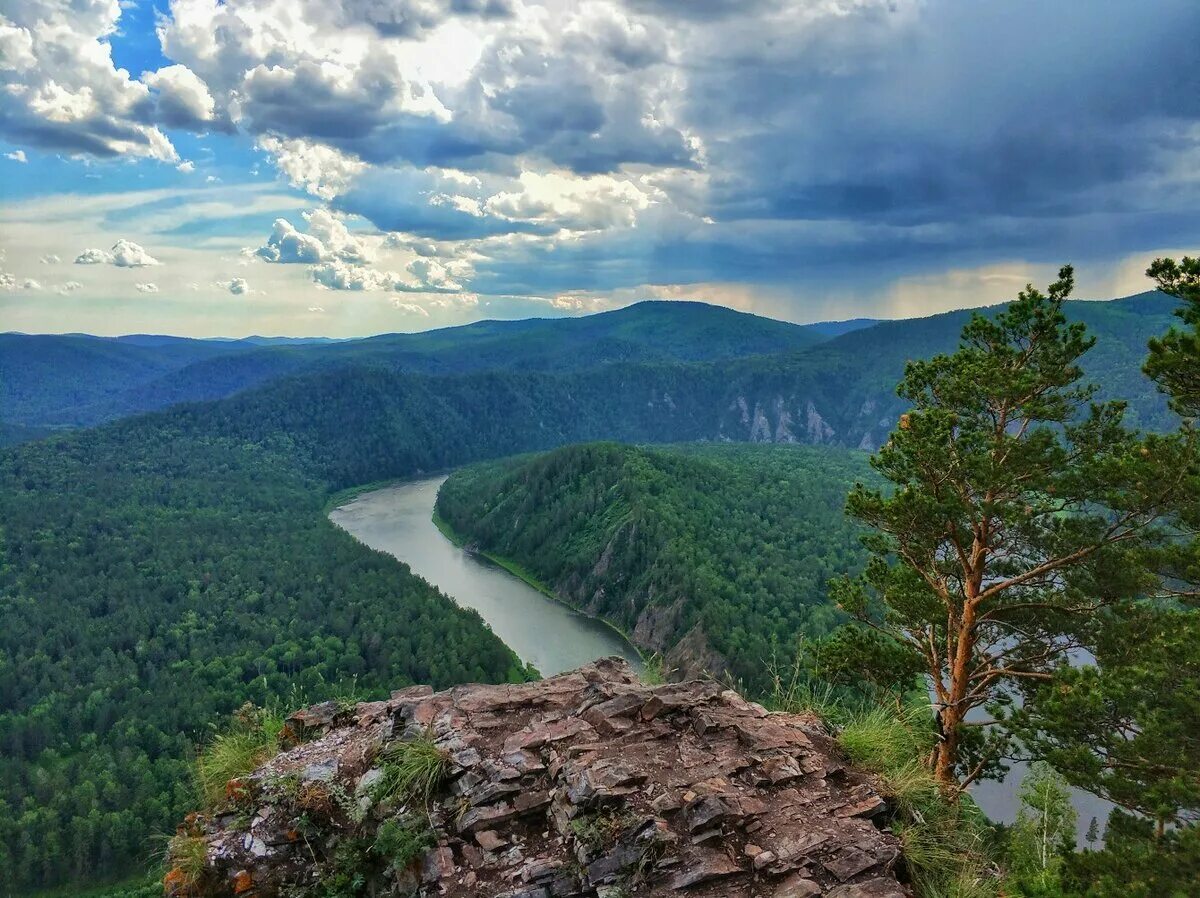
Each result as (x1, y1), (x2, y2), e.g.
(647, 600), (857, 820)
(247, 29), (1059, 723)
(373, 732), (450, 806)
(195, 704), (285, 808)
(769, 675), (999, 898)
(372, 816), (435, 872)
(165, 833), (208, 890)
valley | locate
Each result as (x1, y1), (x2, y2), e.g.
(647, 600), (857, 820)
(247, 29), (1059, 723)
(1, 289), (1196, 896)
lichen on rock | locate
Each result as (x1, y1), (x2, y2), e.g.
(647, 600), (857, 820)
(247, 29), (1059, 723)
(166, 658), (908, 897)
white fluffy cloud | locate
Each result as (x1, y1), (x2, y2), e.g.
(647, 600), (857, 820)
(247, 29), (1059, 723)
(74, 239), (161, 267)
(141, 63), (216, 129)
(135, 282), (159, 293)
(484, 170), (657, 231)
(227, 277), (250, 294)
(0, 0), (178, 160)
(309, 254), (463, 294)
(5, 150), (27, 162)
(257, 137), (367, 200)
(255, 210), (372, 264)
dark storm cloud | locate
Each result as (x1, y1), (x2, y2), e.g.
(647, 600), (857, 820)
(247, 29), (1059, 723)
(694, 0), (1200, 229)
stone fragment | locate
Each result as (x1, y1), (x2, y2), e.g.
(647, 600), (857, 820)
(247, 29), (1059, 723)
(773, 875), (822, 898)
(477, 829), (507, 851)
(667, 854), (740, 889)
(826, 878), (909, 898)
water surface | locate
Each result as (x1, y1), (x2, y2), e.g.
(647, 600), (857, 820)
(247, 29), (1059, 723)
(330, 476), (643, 677)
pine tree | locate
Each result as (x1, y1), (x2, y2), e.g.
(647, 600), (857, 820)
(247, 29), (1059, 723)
(1015, 256), (1200, 831)
(830, 266), (1189, 793)
(1145, 255), (1200, 419)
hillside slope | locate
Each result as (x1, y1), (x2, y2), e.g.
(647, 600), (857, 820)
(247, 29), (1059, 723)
(1, 301), (824, 428)
(0, 418), (528, 891)
(4, 292), (1178, 435)
(436, 443), (876, 692)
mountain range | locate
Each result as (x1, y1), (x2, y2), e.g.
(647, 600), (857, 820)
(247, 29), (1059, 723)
(0, 292), (1178, 446)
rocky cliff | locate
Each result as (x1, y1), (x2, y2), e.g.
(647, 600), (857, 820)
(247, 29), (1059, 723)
(167, 659), (907, 898)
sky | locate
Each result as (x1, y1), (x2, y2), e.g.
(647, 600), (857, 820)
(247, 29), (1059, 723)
(0, 0), (1198, 337)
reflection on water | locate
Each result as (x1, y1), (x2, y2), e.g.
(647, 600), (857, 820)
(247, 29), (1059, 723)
(329, 476), (643, 677)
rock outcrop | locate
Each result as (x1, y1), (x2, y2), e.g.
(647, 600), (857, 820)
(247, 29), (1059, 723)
(170, 659), (907, 898)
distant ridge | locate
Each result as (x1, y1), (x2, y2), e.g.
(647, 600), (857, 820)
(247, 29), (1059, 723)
(0, 292), (1181, 438)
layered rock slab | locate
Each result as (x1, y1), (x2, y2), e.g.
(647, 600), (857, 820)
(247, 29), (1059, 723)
(175, 658), (907, 897)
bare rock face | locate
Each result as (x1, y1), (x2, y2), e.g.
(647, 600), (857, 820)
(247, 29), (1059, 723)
(171, 658), (907, 897)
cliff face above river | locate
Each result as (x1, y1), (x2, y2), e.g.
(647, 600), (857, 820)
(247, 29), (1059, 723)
(167, 659), (908, 898)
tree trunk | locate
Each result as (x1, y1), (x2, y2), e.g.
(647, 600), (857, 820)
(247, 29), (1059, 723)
(934, 705), (960, 792)
(935, 600), (978, 794)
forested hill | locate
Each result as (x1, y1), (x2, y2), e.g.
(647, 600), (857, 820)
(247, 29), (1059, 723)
(150, 291), (1180, 492)
(436, 443), (876, 694)
(1, 300), (824, 429)
(2, 293), (1177, 436)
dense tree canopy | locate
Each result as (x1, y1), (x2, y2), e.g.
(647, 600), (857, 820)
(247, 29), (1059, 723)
(0, 423), (526, 892)
(436, 443), (876, 695)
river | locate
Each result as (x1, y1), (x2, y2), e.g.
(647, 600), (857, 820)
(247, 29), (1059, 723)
(331, 476), (1109, 840)
(329, 476), (644, 677)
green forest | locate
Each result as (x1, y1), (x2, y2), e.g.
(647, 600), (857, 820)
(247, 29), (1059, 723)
(0, 422), (527, 891)
(436, 443), (876, 694)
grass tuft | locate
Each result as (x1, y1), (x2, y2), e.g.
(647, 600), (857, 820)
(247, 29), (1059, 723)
(373, 731), (449, 806)
(164, 833), (208, 889)
(195, 703), (284, 808)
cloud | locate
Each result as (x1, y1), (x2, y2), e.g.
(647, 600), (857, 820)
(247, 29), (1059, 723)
(154, 0), (694, 174)
(135, 282), (159, 293)
(2, 0), (1198, 328)
(257, 137), (366, 200)
(0, 0), (178, 161)
(74, 239), (161, 267)
(391, 299), (430, 316)
(141, 64), (217, 129)
(5, 150), (26, 162)
(0, 272), (43, 291)
(255, 210), (372, 264)
(227, 277), (249, 294)
(308, 257), (461, 293)
(39, 254), (59, 263)
(310, 260), (400, 291)
(55, 280), (83, 294)
(176, 160), (195, 173)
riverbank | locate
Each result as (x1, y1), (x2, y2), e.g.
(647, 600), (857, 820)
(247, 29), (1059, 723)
(328, 477), (644, 677)
(431, 506), (651, 664)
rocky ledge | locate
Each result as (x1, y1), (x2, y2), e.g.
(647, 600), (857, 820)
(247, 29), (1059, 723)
(169, 658), (907, 898)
